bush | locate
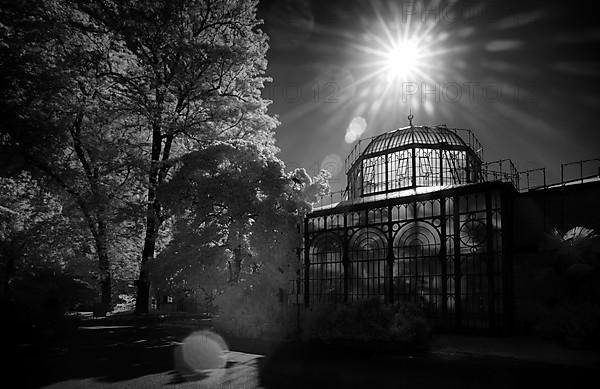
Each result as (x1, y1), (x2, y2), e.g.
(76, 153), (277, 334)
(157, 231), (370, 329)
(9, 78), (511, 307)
(301, 298), (431, 350)
(212, 283), (294, 341)
(113, 294), (136, 314)
(535, 302), (600, 348)
(3, 270), (94, 342)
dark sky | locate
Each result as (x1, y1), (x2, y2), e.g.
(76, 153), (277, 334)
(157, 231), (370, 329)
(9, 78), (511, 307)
(257, 0), (600, 191)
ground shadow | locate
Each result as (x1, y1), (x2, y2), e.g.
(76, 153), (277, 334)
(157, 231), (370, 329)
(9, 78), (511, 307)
(258, 342), (600, 389)
(167, 369), (209, 385)
(8, 322), (198, 388)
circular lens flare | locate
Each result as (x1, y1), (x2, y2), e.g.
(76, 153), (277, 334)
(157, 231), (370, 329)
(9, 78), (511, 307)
(175, 330), (228, 374)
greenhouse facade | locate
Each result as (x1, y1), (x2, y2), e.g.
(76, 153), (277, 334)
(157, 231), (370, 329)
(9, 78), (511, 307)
(300, 123), (518, 333)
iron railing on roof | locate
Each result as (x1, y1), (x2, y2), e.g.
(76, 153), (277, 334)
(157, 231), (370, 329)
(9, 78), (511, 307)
(518, 168), (546, 191)
(345, 137), (371, 174)
(447, 127), (484, 161)
(560, 158), (600, 185)
(516, 158), (600, 192)
(312, 189), (348, 210)
(320, 157), (600, 207)
(482, 159), (519, 189)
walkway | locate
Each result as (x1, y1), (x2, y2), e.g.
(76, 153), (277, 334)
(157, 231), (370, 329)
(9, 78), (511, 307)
(431, 335), (600, 368)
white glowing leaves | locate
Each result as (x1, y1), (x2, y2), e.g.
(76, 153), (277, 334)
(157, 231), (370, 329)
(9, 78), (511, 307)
(345, 116), (367, 143)
(385, 39), (421, 79)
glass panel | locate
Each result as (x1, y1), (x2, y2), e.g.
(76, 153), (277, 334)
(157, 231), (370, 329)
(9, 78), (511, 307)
(388, 149), (413, 190)
(415, 148), (441, 186)
(363, 155), (387, 194)
(441, 150), (467, 185)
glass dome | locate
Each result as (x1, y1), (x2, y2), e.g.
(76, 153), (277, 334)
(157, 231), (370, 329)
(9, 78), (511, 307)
(347, 125), (483, 198)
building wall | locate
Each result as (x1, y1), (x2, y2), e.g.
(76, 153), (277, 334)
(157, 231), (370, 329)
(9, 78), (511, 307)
(512, 181), (600, 332)
(514, 181), (600, 249)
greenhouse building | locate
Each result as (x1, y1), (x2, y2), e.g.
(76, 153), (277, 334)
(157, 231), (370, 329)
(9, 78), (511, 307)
(297, 118), (600, 335)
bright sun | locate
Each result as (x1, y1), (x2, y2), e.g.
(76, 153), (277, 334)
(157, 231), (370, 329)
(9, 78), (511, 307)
(348, 1), (471, 119)
(384, 39), (421, 80)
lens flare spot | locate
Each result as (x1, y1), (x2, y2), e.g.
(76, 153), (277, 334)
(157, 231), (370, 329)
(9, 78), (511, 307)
(321, 154), (344, 180)
(345, 116), (368, 143)
(174, 330), (228, 374)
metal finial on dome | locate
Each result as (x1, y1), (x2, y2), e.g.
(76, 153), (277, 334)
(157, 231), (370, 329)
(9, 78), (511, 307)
(408, 110), (414, 127)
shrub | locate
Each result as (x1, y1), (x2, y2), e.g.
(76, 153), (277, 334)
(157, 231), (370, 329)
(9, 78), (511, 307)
(301, 298), (431, 350)
(113, 294), (136, 314)
(212, 283), (294, 341)
(3, 270), (94, 342)
(535, 302), (600, 348)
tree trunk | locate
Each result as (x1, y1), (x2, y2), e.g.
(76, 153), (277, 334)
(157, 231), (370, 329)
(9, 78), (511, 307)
(96, 220), (112, 312)
(135, 122), (163, 314)
(228, 244), (244, 284)
(1, 245), (15, 301)
(134, 191), (160, 313)
(134, 232), (156, 313)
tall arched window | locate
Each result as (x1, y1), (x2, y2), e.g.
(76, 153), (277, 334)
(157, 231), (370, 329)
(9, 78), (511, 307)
(348, 228), (388, 300)
(393, 221), (442, 311)
(308, 232), (344, 303)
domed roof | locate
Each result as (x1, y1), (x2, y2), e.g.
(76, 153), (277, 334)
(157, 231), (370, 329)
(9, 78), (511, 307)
(363, 126), (468, 155)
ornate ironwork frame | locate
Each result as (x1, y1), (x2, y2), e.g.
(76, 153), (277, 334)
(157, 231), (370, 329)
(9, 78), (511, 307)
(347, 126), (484, 198)
(301, 182), (515, 333)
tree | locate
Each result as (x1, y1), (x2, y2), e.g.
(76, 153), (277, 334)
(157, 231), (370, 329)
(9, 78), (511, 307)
(0, 173), (65, 297)
(1, 0), (278, 313)
(0, 0), (144, 309)
(213, 164), (329, 336)
(75, 0), (276, 312)
(153, 140), (328, 328)
(150, 140), (286, 303)
(0, 173), (97, 325)
(70, 0), (279, 312)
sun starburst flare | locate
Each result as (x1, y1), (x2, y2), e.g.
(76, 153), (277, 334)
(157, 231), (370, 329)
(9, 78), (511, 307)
(382, 38), (423, 80)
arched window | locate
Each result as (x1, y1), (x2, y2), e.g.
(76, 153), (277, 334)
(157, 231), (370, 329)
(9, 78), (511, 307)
(308, 232), (344, 303)
(348, 228), (388, 300)
(393, 221), (442, 310)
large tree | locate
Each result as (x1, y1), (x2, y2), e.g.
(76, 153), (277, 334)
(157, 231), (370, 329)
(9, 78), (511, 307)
(71, 0), (279, 312)
(0, 173), (97, 313)
(152, 140), (329, 323)
(1, 0), (277, 313)
(0, 0), (142, 309)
